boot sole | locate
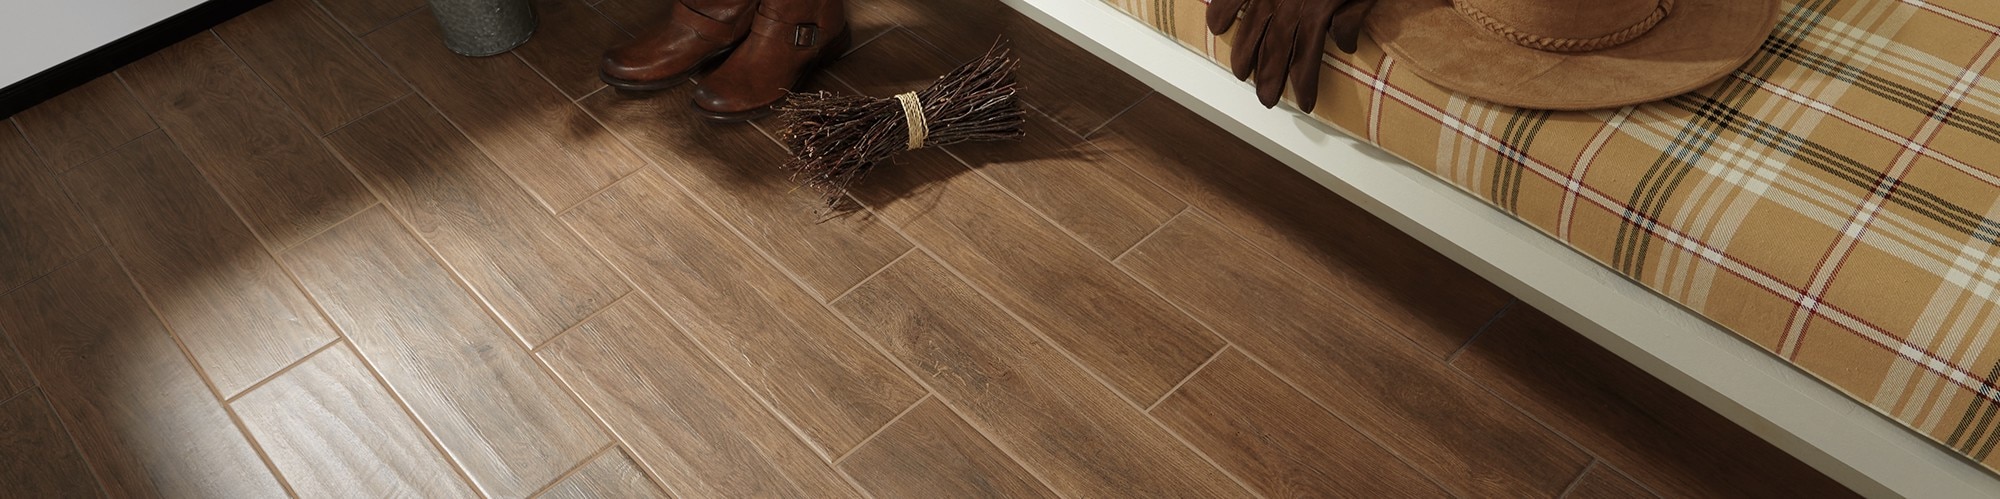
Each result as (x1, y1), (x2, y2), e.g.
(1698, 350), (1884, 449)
(599, 46), (735, 92)
(695, 29), (853, 123)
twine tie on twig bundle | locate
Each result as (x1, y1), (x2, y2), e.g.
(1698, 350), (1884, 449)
(894, 92), (929, 150)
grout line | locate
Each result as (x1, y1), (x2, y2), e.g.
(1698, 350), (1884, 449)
(827, 247), (918, 305)
(528, 290), (635, 354)
(811, 249), (1069, 497)
(316, 89), (416, 138)
(1081, 90), (1154, 139)
(207, 30), (341, 252)
(96, 243), (304, 498)
(1556, 459), (1598, 499)
(275, 199), (385, 253)
(521, 440), (619, 499)
(32, 385), (115, 498)
(1113, 205), (1187, 263)
(833, 393), (930, 465)
(353, 2), (428, 39)
(1143, 341), (1227, 413)
(324, 339), (492, 498)
(554, 159), (654, 218)
(1446, 298), (1516, 365)
(223, 340), (342, 404)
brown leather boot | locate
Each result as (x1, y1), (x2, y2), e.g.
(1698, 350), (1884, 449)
(600, 0), (760, 91)
(689, 0), (849, 122)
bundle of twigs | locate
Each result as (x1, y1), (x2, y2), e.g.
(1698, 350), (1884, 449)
(777, 43), (1024, 212)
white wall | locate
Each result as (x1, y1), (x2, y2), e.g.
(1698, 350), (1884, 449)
(0, 0), (209, 87)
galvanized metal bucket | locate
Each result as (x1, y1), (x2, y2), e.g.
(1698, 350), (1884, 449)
(427, 0), (537, 56)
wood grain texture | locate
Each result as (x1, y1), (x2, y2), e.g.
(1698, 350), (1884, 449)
(846, 133), (1222, 404)
(1117, 212), (1589, 497)
(833, 253), (1248, 497)
(513, 0), (631, 100)
(581, 88), (912, 299)
(326, 97), (627, 347)
(313, 0), (423, 35)
(231, 344), (477, 499)
(1453, 305), (1856, 498)
(0, 390), (101, 498)
(1151, 348), (1448, 498)
(0, 330), (30, 399)
(840, 397), (1056, 499)
(0, 123), (96, 295)
(10, 75), (155, 172)
(283, 208), (608, 498)
(63, 132), (338, 398)
(847, 0), (1150, 134)
(0, 250), (287, 497)
(120, 32), (374, 249)
(536, 449), (668, 499)
(563, 169), (924, 457)
(827, 31), (1183, 258)
(214, 0), (410, 134)
(589, 0), (667, 37)
(537, 297), (859, 498)
(537, 448), (668, 499)
(1093, 95), (1512, 357)
(365, 11), (645, 213)
(1567, 464), (1657, 499)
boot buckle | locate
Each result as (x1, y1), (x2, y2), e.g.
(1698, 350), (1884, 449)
(793, 24), (820, 46)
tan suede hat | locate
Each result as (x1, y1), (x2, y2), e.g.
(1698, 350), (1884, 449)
(1367, 0), (1782, 110)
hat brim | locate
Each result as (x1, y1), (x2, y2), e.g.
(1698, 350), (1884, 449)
(1367, 0), (1782, 110)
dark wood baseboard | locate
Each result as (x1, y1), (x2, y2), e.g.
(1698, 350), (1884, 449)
(0, 0), (272, 119)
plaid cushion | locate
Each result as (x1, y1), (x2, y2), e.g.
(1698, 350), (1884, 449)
(1106, 0), (2000, 471)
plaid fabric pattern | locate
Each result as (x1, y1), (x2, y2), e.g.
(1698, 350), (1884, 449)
(1106, 0), (2000, 472)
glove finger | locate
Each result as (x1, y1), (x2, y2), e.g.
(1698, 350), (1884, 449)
(1290, 4), (1336, 112)
(1229, 0), (1273, 80)
(1254, 11), (1298, 108)
(1207, 0), (1250, 35)
(1330, 0), (1377, 53)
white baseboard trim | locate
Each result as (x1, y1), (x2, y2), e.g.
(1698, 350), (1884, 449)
(998, 0), (2000, 496)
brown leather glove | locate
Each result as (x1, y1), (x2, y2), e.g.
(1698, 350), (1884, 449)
(1208, 0), (1376, 113)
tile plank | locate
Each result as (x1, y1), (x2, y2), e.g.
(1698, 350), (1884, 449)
(840, 398), (1056, 499)
(326, 97), (627, 347)
(366, 11), (645, 213)
(231, 345), (478, 499)
(0, 123), (97, 294)
(590, 0), (669, 36)
(1567, 464), (1657, 499)
(1151, 348), (1449, 498)
(0, 390), (101, 498)
(833, 253), (1247, 497)
(847, 137), (1222, 404)
(563, 170), (923, 457)
(1453, 305), (1857, 498)
(538, 448), (668, 499)
(313, 0), (424, 35)
(11, 76), (155, 173)
(121, 32), (375, 249)
(538, 298), (859, 498)
(0, 250), (287, 497)
(215, 0), (410, 134)
(514, 0), (631, 100)
(1117, 212), (1589, 497)
(1094, 95), (1512, 357)
(63, 132), (338, 397)
(283, 208), (608, 498)
(581, 88), (912, 299)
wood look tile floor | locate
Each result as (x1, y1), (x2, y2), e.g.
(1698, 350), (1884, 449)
(0, 0), (1854, 496)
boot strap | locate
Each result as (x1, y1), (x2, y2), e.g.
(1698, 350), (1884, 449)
(674, 2), (742, 43)
(750, 14), (833, 47)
